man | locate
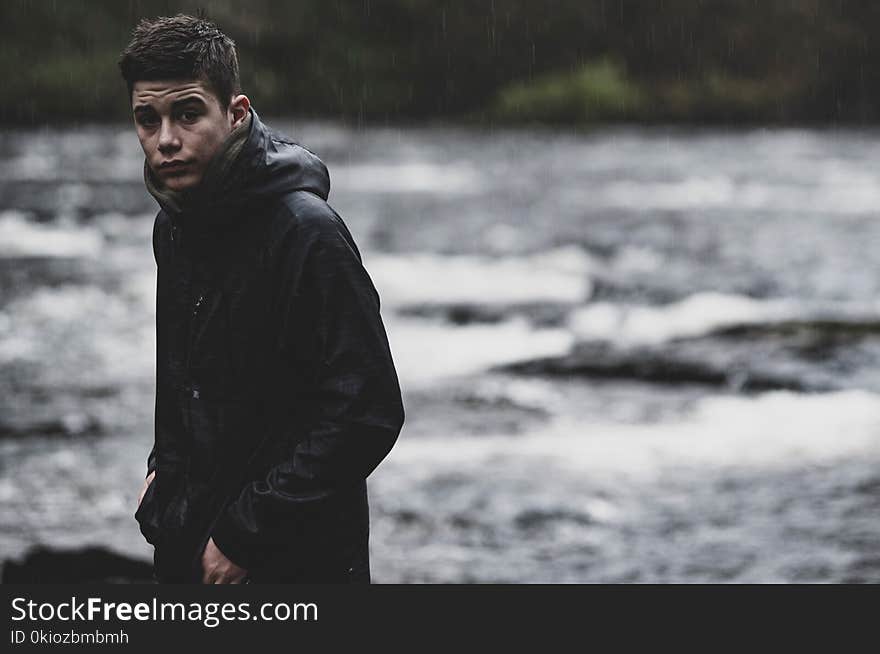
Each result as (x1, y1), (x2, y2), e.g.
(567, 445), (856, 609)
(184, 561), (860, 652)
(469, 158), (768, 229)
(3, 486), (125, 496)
(122, 14), (404, 583)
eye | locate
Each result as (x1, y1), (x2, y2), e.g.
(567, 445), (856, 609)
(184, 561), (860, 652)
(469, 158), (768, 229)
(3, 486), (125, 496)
(136, 113), (159, 128)
(180, 110), (200, 123)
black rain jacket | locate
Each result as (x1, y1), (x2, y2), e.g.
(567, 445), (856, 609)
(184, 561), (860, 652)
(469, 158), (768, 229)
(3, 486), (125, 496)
(134, 109), (404, 583)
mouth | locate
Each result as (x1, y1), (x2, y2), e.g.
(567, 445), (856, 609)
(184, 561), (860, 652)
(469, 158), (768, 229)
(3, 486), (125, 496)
(158, 160), (191, 173)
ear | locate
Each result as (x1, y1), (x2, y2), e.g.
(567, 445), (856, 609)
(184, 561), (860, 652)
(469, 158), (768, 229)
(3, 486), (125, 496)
(228, 94), (251, 128)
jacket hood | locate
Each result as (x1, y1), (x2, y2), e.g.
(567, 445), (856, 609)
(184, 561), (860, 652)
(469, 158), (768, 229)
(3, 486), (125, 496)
(145, 108), (330, 231)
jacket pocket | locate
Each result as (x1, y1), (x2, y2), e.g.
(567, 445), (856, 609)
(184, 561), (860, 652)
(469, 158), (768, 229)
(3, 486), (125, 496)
(134, 474), (161, 546)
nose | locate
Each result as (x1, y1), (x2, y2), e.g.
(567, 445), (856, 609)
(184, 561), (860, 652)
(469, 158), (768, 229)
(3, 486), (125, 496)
(157, 118), (182, 155)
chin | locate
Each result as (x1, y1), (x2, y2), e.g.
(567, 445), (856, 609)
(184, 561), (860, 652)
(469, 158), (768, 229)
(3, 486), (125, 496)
(162, 174), (201, 192)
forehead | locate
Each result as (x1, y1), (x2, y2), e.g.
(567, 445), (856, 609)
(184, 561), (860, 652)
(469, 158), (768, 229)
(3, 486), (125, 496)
(131, 79), (218, 108)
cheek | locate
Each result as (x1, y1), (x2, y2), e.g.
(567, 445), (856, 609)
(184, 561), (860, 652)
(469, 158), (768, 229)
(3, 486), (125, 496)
(136, 132), (155, 154)
(195, 128), (225, 155)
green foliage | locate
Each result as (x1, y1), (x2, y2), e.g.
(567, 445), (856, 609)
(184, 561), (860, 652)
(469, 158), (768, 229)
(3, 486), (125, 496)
(645, 72), (805, 124)
(493, 60), (645, 123)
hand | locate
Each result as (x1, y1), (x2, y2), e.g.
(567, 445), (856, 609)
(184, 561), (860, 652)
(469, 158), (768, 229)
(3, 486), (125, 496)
(201, 537), (248, 584)
(137, 470), (156, 508)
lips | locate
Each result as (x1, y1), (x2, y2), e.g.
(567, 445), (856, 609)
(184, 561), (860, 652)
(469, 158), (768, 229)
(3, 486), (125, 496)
(159, 160), (190, 171)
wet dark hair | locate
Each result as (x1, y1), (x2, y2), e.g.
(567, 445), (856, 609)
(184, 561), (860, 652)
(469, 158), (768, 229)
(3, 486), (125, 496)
(118, 14), (240, 109)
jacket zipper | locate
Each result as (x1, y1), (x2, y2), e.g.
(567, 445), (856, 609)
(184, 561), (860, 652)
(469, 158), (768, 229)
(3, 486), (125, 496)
(185, 291), (205, 394)
(193, 294), (204, 316)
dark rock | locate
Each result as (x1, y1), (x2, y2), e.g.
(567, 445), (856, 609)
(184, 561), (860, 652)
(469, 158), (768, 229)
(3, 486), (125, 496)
(498, 340), (821, 392)
(514, 508), (593, 530)
(0, 412), (103, 439)
(398, 301), (573, 328)
(2, 546), (154, 584)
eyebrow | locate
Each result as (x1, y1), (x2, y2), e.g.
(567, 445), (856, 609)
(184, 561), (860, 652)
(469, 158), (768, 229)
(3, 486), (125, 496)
(133, 96), (208, 113)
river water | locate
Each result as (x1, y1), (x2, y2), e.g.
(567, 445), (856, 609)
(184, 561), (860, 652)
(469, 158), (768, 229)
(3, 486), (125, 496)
(1, 121), (878, 582)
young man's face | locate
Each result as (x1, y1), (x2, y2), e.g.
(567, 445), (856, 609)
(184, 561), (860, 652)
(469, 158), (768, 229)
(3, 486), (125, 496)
(131, 79), (248, 192)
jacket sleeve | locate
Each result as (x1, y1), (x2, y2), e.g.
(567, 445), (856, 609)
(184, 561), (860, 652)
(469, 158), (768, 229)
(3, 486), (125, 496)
(147, 212), (189, 478)
(210, 205), (405, 568)
(146, 445), (157, 478)
(144, 215), (162, 480)
(144, 211), (164, 479)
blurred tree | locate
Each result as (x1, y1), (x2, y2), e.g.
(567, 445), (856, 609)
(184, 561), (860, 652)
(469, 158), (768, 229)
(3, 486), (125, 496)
(1, 0), (879, 125)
